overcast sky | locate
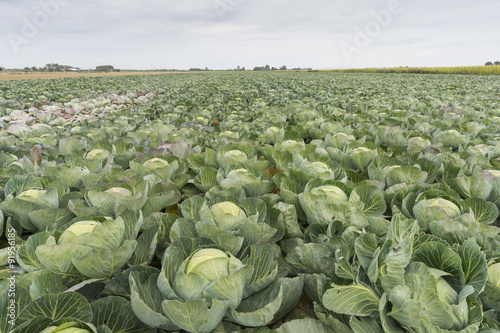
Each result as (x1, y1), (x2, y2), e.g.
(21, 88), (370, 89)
(1, 0), (499, 69)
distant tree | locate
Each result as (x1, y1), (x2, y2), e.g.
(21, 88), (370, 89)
(0, 67), (3, 71)
(96, 65), (114, 72)
(237, 65), (240, 70)
(205, 67), (209, 71)
(485, 61), (493, 66)
(242, 67), (245, 71)
(265, 64), (270, 71)
(23, 67), (30, 72)
(31, 66), (38, 71)
(280, 65), (287, 70)
(495, 61), (500, 66)
(45, 63), (57, 71)
(271, 67), (277, 70)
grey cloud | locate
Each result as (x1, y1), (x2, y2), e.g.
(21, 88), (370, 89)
(0, 0), (499, 69)
(374, 37), (429, 46)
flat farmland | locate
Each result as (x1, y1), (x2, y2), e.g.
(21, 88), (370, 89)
(1, 72), (500, 332)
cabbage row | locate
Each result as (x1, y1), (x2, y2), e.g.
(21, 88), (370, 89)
(1, 72), (500, 333)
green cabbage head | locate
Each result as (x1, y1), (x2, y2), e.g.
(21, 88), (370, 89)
(104, 187), (133, 199)
(142, 157), (170, 170)
(86, 182), (148, 217)
(310, 185), (348, 203)
(413, 197), (461, 229)
(325, 132), (355, 149)
(40, 326), (92, 333)
(85, 148), (110, 160)
(219, 131), (240, 140)
(407, 136), (431, 151)
(16, 189), (46, 201)
(293, 154), (335, 181)
(298, 185), (348, 224)
(218, 150), (248, 170)
(200, 201), (248, 230)
(265, 126), (285, 144)
(181, 249), (245, 291)
(58, 221), (99, 244)
(278, 140), (305, 152)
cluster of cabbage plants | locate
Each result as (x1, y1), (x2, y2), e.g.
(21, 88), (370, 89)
(1, 72), (500, 332)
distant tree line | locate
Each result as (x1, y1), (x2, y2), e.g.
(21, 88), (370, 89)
(253, 65), (288, 71)
(95, 65), (116, 72)
(485, 61), (500, 66)
(4, 64), (120, 72)
(188, 66), (247, 71)
(17, 64), (80, 72)
(0, 64), (321, 72)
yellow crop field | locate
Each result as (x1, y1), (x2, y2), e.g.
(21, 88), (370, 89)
(320, 66), (500, 75)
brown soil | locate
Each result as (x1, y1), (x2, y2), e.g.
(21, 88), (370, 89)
(0, 71), (190, 81)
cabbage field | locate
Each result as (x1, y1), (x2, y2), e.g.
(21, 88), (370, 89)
(1, 72), (500, 333)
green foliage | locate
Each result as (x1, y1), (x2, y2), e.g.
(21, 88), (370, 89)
(1, 72), (499, 332)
